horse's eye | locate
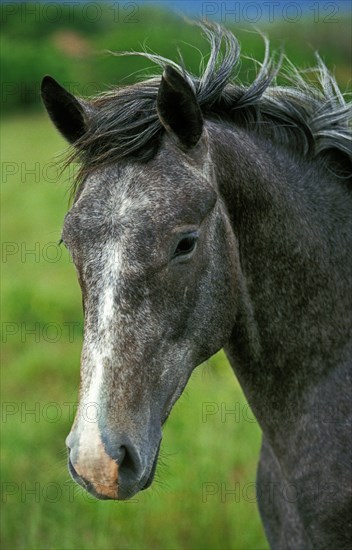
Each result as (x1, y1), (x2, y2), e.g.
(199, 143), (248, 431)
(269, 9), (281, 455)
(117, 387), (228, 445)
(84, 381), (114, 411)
(173, 233), (198, 259)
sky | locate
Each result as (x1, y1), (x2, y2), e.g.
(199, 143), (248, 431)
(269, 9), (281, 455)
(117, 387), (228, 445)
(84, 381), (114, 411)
(3, 0), (352, 18)
(1, 0), (351, 28)
(144, 1), (352, 21)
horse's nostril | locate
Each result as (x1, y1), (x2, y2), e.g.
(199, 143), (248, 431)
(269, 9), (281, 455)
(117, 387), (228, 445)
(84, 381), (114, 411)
(117, 445), (126, 465)
(117, 443), (140, 478)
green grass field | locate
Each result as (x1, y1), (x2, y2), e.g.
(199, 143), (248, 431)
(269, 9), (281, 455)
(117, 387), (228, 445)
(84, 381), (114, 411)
(1, 114), (266, 549)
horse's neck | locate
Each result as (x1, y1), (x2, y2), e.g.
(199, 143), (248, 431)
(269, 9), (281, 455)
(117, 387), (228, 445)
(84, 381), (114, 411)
(209, 122), (352, 444)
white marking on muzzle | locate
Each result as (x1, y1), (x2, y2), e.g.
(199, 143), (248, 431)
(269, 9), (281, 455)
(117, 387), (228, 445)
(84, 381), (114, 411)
(71, 245), (122, 493)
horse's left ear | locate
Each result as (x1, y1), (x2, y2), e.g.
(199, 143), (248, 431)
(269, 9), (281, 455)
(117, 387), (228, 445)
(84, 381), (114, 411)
(41, 75), (89, 144)
(157, 65), (203, 149)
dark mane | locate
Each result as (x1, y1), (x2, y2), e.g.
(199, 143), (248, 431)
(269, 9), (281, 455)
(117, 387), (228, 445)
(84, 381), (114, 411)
(69, 22), (351, 192)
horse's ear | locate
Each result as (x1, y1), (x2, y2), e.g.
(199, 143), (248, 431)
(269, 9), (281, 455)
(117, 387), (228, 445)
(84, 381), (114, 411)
(157, 65), (203, 149)
(41, 76), (89, 144)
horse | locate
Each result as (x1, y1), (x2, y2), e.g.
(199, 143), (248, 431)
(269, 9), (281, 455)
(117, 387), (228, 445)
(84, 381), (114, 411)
(41, 23), (352, 549)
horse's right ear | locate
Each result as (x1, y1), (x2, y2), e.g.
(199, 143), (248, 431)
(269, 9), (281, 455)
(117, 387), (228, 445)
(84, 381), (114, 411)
(41, 76), (89, 144)
(157, 66), (203, 149)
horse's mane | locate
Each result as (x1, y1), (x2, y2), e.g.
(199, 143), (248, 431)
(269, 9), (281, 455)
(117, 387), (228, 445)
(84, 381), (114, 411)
(70, 22), (351, 189)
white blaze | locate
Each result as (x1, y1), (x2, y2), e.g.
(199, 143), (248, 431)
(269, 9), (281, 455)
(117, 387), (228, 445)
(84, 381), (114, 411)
(86, 285), (116, 405)
(76, 245), (121, 452)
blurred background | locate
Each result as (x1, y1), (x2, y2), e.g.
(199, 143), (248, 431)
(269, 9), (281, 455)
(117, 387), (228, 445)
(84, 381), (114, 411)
(1, 1), (351, 549)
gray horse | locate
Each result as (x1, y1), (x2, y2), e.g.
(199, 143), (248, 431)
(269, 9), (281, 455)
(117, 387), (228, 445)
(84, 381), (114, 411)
(41, 24), (351, 549)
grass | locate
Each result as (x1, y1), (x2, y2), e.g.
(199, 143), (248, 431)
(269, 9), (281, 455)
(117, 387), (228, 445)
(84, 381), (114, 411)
(1, 113), (267, 549)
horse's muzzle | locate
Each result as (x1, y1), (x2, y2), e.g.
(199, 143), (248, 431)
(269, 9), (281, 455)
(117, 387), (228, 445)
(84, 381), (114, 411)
(66, 429), (160, 500)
